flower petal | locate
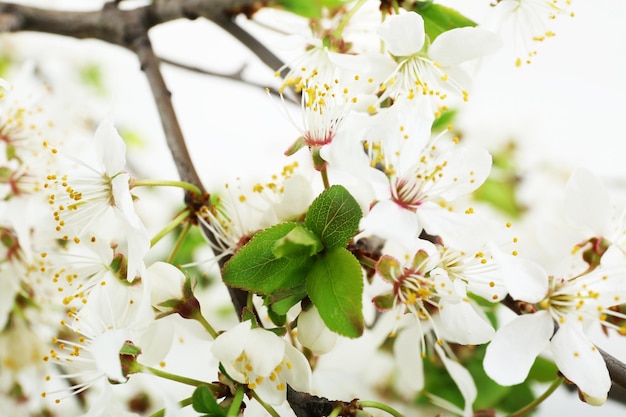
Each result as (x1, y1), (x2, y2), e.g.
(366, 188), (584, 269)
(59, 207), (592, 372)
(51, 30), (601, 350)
(564, 168), (612, 237)
(211, 320), (250, 364)
(282, 342), (312, 392)
(393, 324), (424, 394)
(94, 117), (127, 175)
(90, 329), (128, 383)
(435, 344), (476, 417)
(489, 243), (548, 302)
(551, 320), (611, 405)
(437, 297), (495, 345)
(246, 328), (285, 377)
(429, 27), (501, 67)
(483, 311), (553, 385)
(377, 12), (425, 56)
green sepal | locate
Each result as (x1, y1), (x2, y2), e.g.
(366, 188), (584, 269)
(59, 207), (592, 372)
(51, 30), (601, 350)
(284, 136), (306, 156)
(272, 224), (324, 258)
(5, 144), (16, 160)
(222, 222), (313, 294)
(192, 385), (226, 417)
(119, 342), (142, 356)
(372, 292), (395, 312)
(306, 247), (364, 338)
(414, 2), (476, 41)
(375, 255), (401, 283)
(305, 185), (362, 249)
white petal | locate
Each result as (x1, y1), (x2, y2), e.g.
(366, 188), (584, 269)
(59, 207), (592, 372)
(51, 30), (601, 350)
(94, 117), (127, 174)
(489, 243), (548, 302)
(246, 328), (285, 377)
(429, 27), (501, 67)
(147, 262), (186, 307)
(296, 306), (337, 354)
(90, 329), (128, 382)
(111, 174), (149, 281)
(255, 378), (288, 406)
(394, 325), (424, 393)
(483, 311), (553, 385)
(211, 320), (250, 364)
(564, 168), (612, 236)
(551, 320), (611, 405)
(435, 344), (476, 417)
(360, 200), (420, 247)
(282, 342), (312, 393)
(438, 145), (492, 200)
(377, 12), (425, 56)
(438, 298), (495, 345)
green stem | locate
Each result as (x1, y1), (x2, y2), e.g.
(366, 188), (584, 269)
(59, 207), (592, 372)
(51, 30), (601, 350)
(249, 390), (281, 417)
(333, 0), (366, 39)
(190, 310), (219, 339)
(506, 377), (563, 417)
(357, 400), (404, 417)
(133, 178), (203, 196)
(167, 221), (191, 263)
(320, 167), (330, 189)
(147, 396), (193, 417)
(329, 406), (342, 417)
(227, 385), (245, 417)
(151, 210), (190, 247)
(140, 363), (218, 389)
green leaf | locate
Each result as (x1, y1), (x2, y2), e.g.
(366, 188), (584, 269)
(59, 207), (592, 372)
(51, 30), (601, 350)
(272, 224), (323, 258)
(222, 223), (313, 295)
(267, 307), (287, 327)
(414, 3), (476, 41)
(192, 386), (226, 416)
(279, 0), (350, 18)
(306, 248), (364, 338)
(269, 284), (308, 315)
(305, 185), (362, 249)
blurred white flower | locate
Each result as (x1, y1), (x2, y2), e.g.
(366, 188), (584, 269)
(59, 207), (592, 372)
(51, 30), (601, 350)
(489, 0), (573, 66)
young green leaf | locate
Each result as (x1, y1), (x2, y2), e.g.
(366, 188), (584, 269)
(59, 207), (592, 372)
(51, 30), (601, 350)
(306, 247), (364, 338)
(222, 223), (313, 294)
(272, 224), (324, 258)
(279, 0), (350, 18)
(305, 185), (362, 249)
(269, 284), (308, 316)
(192, 385), (226, 417)
(414, 3), (476, 41)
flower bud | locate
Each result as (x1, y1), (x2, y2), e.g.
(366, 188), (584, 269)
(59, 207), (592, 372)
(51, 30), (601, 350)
(297, 306), (336, 354)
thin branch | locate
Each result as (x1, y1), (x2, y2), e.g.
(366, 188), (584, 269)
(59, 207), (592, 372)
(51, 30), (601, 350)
(208, 12), (288, 77)
(159, 57), (294, 102)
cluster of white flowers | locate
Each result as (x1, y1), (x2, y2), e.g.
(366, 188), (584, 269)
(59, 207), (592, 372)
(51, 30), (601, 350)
(1, 1), (626, 417)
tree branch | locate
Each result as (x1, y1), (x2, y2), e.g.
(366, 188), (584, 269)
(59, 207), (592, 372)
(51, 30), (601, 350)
(132, 32), (205, 190)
